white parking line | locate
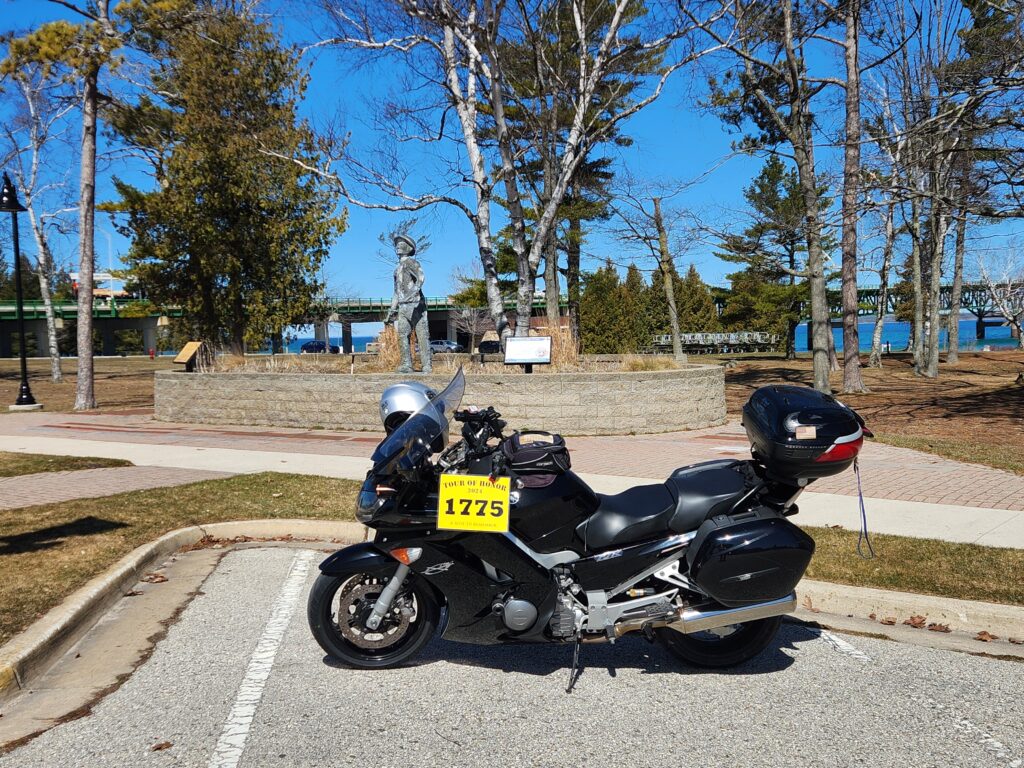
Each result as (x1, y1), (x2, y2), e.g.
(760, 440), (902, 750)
(914, 696), (1021, 766)
(207, 550), (315, 768)
(818, 628), (873, 662)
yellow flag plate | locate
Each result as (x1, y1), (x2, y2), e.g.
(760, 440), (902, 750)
(437, 473), (511, 533)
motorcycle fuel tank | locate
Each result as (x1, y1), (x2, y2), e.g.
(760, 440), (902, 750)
(509, 471), (599, 554)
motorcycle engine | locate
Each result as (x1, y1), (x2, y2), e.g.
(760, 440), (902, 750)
(548, 571), (583, 639)
(500, 598), (538, 632)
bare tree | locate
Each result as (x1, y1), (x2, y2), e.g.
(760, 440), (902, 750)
(606, 177), (694, 359)
(287, 1), (702, 340)
(1, 67), (77, 382)
(978, 245), (1024, 349)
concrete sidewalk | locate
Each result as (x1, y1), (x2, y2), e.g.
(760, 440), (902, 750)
(2, 410), (1023, 547)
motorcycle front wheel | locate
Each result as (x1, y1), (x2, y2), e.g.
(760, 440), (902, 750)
(307, 571), (439, 669)
(654, 616), (783, 668)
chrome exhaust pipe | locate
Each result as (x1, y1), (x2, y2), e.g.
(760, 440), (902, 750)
(667, 592), (797, 635)
(611, 592), (798, 640)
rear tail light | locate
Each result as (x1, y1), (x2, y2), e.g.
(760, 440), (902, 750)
(814, 434), (864, 463)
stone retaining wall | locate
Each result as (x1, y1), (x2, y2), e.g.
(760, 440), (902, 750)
(154, 365), (726, 435)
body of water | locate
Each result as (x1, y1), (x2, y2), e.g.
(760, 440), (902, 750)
(285, 335), (376, 353)
(793, 318), (1018, 352)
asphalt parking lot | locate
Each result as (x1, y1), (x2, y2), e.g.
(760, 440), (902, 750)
(3, 546), (1022, 768)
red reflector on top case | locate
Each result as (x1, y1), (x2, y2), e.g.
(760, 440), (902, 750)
(814, 435), (864, 463)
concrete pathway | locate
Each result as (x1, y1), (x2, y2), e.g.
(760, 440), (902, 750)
(2, 410), (1023, 547)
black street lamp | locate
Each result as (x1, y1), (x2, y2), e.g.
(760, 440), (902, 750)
(2, 172), (41, 411)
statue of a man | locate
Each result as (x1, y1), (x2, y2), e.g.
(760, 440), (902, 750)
(385, 234), (432, 374)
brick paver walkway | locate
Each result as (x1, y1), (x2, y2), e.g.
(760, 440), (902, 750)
(2, 410), (1023, 512)
(0, 466), (233, 510)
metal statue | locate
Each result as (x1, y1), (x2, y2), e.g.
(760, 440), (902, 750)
(385, 234), (432, 373)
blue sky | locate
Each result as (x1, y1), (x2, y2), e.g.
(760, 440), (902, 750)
(3, 0), (1021, 310)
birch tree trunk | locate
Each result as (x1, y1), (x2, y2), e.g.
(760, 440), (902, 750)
(868, 201), (895, 368)
(841, 0), (866, 392)
(26, 207), (62, 382)
(543, 235), (561, 333)
(909, 195), (925, 374)
(946, 211), (966, 364)
(74, 65), (98, 410)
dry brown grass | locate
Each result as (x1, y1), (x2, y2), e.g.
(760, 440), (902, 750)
(620, 355), (680, 372)
(0, 472), (360, 646)
(723, 351), (1024, 474)
(0, 357), (171, 413)
(806, 525), (1024, 606)
(0, 452), (132, 478)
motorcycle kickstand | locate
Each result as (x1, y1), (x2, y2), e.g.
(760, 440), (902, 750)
(566, 637), (582, 694)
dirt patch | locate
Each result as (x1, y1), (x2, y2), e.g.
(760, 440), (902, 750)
(0, 357), (172, 413)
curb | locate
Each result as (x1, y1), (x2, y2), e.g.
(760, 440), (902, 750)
(0, 519), (367, 706)
(798, 579), (1024, 640)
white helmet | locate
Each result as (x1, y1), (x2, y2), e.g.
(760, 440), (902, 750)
(379, 381), (439, 434)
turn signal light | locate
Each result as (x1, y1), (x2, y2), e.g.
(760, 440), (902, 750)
(390, 547), (423, 565)
(814, 435), (864, 463)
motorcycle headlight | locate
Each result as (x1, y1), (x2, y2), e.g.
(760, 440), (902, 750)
(356, 489), (385, 522)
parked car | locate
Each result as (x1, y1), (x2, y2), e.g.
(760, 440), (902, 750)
(429, 339), (465, 353)
(300, 340), (339, 354)
(477, 340), (502, 354)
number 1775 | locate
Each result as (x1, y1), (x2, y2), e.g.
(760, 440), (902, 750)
(444, 498), (504, 517)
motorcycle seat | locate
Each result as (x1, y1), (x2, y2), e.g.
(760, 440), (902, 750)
(579, 460), (752, 551)
(666, 460), (750, 532)
(580, 484), (677, 551)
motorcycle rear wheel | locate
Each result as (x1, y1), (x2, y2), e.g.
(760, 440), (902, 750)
(654, 616), (783, 668)
(308, 571), (438, 669)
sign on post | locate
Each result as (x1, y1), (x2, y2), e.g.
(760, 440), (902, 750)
(503, 336), (551, 373)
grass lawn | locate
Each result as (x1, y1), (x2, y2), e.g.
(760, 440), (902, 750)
(806, 526), (1024, 607)
(0, 472), (360, 646)
(0, 452), (132, 478)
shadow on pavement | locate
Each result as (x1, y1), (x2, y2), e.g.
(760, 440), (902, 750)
(321, 623), (818, 681)
(0, 515), (128, 555)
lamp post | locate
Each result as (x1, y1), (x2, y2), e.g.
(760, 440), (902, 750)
(2, 172), (42, 411)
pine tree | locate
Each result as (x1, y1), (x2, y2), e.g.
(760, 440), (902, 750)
(676, 265), (721, 332)
(622, 263), (651, 350)
(108, 6), (343, 353)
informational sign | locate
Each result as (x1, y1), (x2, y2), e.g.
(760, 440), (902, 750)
(503, 335), (552, 366)
(437, 473), (511, 533)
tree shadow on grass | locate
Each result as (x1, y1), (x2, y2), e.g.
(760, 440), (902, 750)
(0, 515), (128, 555)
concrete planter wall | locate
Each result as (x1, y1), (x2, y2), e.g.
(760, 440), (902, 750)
(154, 365), (726, 435)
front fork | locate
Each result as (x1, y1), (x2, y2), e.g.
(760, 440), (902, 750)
(365, 563), (410, 630)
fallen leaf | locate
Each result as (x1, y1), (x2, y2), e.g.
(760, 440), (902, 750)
(868, 613), (877, 621)
(801, 595), (820, 613)
(140, 573), (168, 584)
(927, 623), (952, 633)
(975, 631), (998, 642)
(880, 616), (897, 626)
(1008, 637), (1023, 645)
(151, 741), (172, 752)
(903, 615), (927, 629)
(272, 492), (283, 498)
(125, 590), (143, 597)
(827, 524), (844, 529)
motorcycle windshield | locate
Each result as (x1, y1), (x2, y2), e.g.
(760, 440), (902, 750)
(371, 367), (465, 473)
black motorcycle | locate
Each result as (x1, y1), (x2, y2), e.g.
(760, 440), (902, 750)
(308, 368), (868, 672)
